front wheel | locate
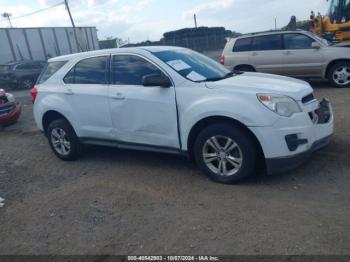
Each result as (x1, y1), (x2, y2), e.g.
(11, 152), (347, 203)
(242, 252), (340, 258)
(194, 123), (257, 184)
(328, 62), (350, 88)
(47, 119), (82, 161)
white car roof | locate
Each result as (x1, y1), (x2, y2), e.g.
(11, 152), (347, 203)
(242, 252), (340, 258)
(49, 46), (184, 62)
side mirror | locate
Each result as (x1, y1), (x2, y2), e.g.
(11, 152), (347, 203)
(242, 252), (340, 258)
(312, 42), (321, 49)
(142, 74), (171, 88)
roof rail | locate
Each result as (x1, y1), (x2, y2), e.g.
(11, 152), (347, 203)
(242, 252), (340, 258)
(234, 28), (306, 38)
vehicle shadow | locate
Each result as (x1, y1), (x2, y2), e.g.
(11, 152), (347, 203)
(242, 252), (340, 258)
(304, 79), (334, 89)
(80, 144), (301, 186)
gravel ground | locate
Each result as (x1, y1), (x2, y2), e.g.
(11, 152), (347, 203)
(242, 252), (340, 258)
(0, 82), (349, 255)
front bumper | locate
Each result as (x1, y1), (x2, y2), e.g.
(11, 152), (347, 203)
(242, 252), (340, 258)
(0, 102), (22, 125)
(265, 135), (332, 175)
(250, 98), (334, 175)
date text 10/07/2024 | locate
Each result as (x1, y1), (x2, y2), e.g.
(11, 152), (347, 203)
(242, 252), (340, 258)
(127, 256), (220, 261)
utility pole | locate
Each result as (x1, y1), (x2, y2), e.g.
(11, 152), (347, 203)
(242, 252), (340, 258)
(274, 18), (277, 30)
(194, 14), (198, 29)
(2, 12), (13, 28)
(64, 0), (81, 52)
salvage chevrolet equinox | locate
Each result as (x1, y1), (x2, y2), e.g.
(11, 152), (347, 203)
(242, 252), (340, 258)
(32, 46), (334, 184)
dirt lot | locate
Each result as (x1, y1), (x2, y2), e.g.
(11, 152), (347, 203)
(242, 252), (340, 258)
(0, 83), (349, 255)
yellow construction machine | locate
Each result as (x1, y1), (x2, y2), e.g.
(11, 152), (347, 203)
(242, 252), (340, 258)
(310, 0), (350, 42)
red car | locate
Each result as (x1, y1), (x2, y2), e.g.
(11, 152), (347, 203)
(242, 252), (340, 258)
(0, 89), (21, 126)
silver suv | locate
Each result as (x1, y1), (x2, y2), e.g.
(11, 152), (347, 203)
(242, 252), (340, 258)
(221, 30), (350, 88)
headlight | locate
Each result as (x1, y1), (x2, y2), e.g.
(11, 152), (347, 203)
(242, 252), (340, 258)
(257, 94), (302, 117)
(6, 93), (15, 103)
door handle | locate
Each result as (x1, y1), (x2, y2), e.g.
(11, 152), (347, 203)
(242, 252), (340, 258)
(112, 92), (125, 100)
(252, 52), (258, 56)
(65, 89), (74, 95)
(284, 51), (292, 55)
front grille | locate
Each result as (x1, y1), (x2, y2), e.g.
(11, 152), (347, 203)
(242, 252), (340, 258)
(308, 99), (331, 124)
(302, 93), (315, 104)
(0, 105), (14, 116)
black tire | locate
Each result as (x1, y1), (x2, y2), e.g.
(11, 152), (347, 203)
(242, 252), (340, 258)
(328, 62), (350, 88)
(47, 119), (82, 161)
(20, 77), (34, 89)
(235, 65), (255, 72)
(194, 123), (257, 184)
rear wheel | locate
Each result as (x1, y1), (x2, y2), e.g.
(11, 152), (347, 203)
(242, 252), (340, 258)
(47, 119), (82, 161)
(194, 123), (257, 184)
(328, 62), (350, 88)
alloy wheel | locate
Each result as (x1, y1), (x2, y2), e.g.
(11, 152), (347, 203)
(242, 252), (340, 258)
(333, 66), (350, 86)
(51, 128), (71, 156)
(202, 135), (243, 177)
(22, 79), (33, 89)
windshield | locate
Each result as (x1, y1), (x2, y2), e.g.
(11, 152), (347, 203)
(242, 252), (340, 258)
(313, 34), (332, 46)
(306, 31), (332, 46)
(152, 49), (231, 82)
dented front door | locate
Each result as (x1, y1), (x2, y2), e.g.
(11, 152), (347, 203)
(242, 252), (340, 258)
(108, 54), (180, 149)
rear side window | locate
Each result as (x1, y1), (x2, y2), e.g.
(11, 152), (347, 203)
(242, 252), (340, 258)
(112, 55), (162, 85)
(233, 38), (252, 52)
(37, 61), (66, 84)
(284, 34), (314, 49)
(251, 35), (282, 51)
(64, 56), (108, 84)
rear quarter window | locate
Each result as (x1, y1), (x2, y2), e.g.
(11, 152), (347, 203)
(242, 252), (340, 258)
(37, 61), (67, 84)
(232, 38), (252, 52)
(63, 56), (108, 85)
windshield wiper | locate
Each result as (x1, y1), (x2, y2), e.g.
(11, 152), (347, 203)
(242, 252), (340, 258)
(204, 71), (237, 82)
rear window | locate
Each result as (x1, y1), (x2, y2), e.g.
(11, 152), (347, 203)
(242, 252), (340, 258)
(233, 38), (252, 52)
(251, 34), (282, 51)
(37, 61), (67, 84)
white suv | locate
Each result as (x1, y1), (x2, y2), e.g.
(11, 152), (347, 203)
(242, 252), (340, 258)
(32, 46), (334, 184)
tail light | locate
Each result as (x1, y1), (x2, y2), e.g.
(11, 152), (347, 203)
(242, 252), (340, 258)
(31, 87), (38, 104)
(220, 55), (225, 65)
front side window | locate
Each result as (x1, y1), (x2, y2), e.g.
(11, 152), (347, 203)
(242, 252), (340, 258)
(37, 61), (66, 84)
(284, 34), (314, 49)
(251, 35), (282, 51)
(64, 56), (108, 84)
(233, 38), (252, 52)
(112, 55), (163, 85)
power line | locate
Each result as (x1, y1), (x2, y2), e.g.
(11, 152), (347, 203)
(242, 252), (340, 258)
(0, 1), (64, 23)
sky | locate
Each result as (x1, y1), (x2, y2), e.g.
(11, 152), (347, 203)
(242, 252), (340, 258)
(0, 0), (329, 43)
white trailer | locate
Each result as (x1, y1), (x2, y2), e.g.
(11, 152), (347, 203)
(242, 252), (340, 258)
(0, 27), (99, 64)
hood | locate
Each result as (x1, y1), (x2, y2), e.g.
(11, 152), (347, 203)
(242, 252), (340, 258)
(205, 72), (313, 100)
